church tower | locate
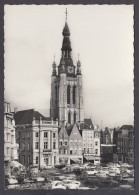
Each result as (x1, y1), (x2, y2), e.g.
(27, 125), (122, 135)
(50, 11), (84, 126)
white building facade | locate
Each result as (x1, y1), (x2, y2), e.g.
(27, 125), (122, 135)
(4, 102), (19, 176)
(82, 127), (101, 165)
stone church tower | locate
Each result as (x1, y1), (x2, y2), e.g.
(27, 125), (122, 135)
(50, 17), (84, 126)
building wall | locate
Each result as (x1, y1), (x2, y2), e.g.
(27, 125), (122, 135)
(116, 127), (134, 163)
(50, 73), (84, 126)
(82, 129), (101, 164)
(16, 119), (59, 168)
(69, 124), (83, 156)
(4, 102), (18, 176)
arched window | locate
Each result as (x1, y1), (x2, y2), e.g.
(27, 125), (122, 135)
(68, 112), (71, 124)
(67, 85), (70, 104)
(73, 86), (76, 104)
(74, 112), (76, 124)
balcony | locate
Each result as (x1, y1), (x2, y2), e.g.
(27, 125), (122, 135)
(43, 149), (52, 153)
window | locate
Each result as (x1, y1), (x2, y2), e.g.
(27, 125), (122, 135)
(59, 149), (62, 154)
(6, 147), (10, 155)
(74, 112), (76, 123)
(11, 135), (14, 144)
(54, 156), (56, 164)
(28, 155), (30, 164)
(35, 142), (39, 149)
(95, 141), (98, 146)
(70, 150), (72, 154)
(95, 149), (98, 155)
(73, 86), (76, 104)
(35, 132), (39, 137)
(27, 132), (30, 138)
(64, 149), (67, 154)
(22, 143), (25, 151)
(6, 133), (9, 142)
(53, 142), (56, 149)
(59, 141), (62, 146)
(95, 133), (98, 137)
(65, 141), (67, 145)
(28, 143), (30, 151)
(22, 155), (25, 164)
(44, 132), (48, 138)
(44, 157), (49, 165)
(22, 133), (25, 139)
(68, 112), (71, 124)
(44, 142), (48, 149)
(36, 156), (39, 164)
(53, 132), (56, 138)
(67, 85), (70, 104)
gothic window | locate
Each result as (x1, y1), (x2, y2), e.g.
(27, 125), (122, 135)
(68, 112), (71, 124)
(74, 112), (76, 123)
(73, 86), (76, 104)
(67, 85), (70, 104)
(55, 86), (57, 104)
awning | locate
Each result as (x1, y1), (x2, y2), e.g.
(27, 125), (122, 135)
(10, 161), (24, 168)
(70, 158), (81, 163)
(84, 156), (95, 160)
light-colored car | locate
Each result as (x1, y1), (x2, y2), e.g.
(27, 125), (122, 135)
(35, 177), (45, 182)
(6, 177), (18, 185)
(51, 181), (66, 189)
(7, 184), (20, 189)
(108, 172), (116, 177)
(119, 184), (133, 190)
(63, 180), (80, 189)
(97, 172), (107, 178)
(79, 187), (90, 190)
(109, 168), (120, 174)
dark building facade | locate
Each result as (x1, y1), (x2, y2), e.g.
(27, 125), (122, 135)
(116, 125), (134, 163)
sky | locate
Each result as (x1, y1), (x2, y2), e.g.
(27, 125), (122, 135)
(4, 5), (134, 128)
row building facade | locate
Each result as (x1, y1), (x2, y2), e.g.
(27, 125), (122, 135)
(14, 109), (59, 168)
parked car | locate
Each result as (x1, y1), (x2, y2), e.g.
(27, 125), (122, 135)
(97, 172), (107, 178)
(63, 180), (80, 189)
(6, 177), (18, 185)
(119, 184), (132, 189)
(51, 181), (66, 189)
(34, 177), (45, 182)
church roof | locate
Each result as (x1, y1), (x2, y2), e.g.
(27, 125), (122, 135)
(14, 109), (50, 125)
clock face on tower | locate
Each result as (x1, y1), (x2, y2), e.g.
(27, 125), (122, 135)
(67, 66), (74, 74)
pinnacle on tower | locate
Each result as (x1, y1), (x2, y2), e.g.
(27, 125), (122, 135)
(52, 55), (57, 76)
(77, 54), (82, 75)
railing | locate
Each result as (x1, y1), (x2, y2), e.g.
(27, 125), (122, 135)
(43, 149), (52, 152)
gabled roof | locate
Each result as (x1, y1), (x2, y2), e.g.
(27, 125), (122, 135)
(66, 125), (73, 136)
(77, 119), (94, 130)
(84, 119), (94, 129)
(14, 109), (49, 125)
(119, 125), (133, 131)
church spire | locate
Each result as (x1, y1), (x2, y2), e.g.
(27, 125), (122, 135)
(61, 9), (72, 58)
(58, 9), (75, 76)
